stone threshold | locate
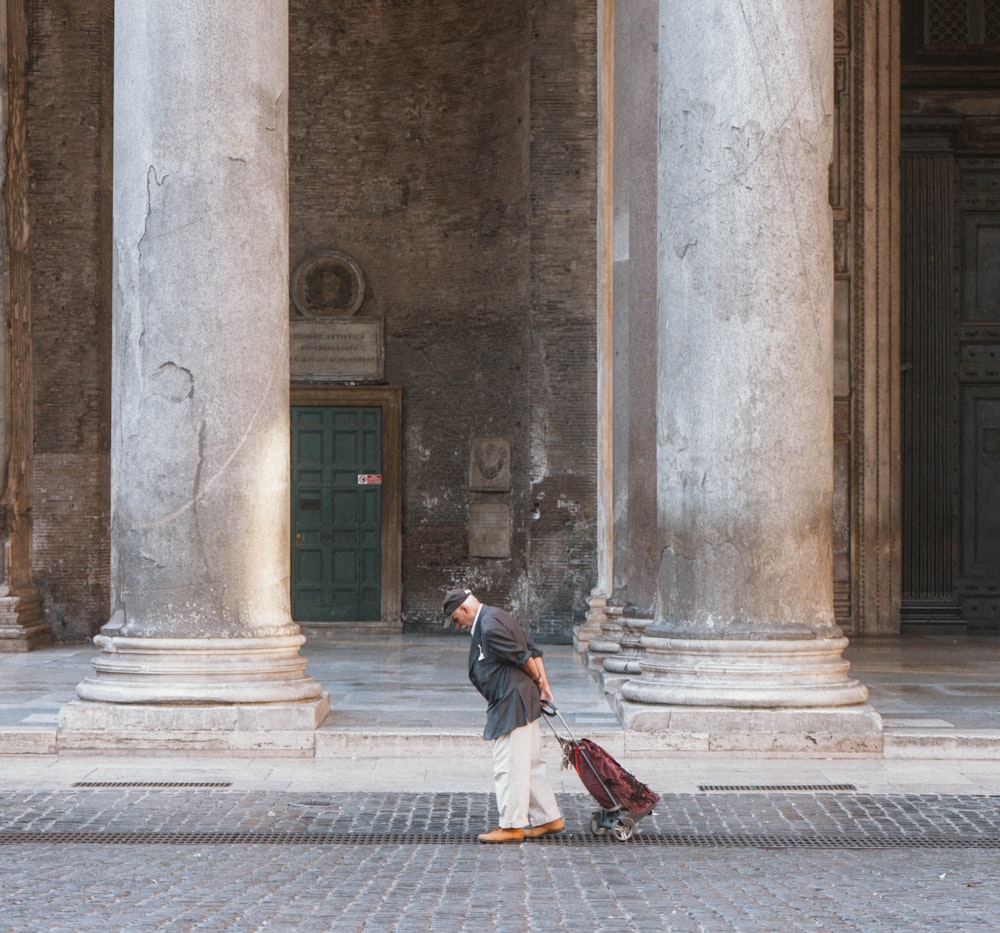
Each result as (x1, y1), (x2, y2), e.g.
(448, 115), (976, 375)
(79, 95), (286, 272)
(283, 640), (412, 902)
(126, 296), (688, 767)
(3, 689), (1000, 759)
(4, 723), (1000, 759)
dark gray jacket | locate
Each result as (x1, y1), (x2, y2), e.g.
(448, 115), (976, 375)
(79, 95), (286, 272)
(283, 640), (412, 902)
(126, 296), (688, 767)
(468, 605), (543, 740)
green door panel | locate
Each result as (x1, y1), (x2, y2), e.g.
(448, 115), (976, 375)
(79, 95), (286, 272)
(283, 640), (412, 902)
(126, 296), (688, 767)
(291, 406), (382, 622)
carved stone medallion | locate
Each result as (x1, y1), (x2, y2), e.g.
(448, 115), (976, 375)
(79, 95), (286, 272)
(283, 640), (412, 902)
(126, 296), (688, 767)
(291, 250), (366, 317)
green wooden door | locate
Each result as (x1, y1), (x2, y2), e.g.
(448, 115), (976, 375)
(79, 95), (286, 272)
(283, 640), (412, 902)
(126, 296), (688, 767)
(291, 406), (382, 621)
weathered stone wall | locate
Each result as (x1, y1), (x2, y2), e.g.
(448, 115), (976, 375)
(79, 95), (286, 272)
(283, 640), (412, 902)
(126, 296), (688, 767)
(26, 0), (112, 641)
(289, 1), (597, 639)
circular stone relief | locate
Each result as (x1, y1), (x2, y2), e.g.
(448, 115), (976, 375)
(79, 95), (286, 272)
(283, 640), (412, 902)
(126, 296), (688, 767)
(291, 250), (366, 317)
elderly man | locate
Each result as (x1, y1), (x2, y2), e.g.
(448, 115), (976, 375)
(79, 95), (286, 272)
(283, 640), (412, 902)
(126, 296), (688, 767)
(443, 587), (565, 844)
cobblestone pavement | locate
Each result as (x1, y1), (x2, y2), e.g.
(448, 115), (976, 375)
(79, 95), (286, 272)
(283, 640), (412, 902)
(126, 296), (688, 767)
(2, 788), (1000, 932)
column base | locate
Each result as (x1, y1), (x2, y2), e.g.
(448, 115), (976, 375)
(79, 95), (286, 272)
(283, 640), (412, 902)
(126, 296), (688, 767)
(75, 632), (326, 704)
(586, 604), (624, 669)
(57, 694), (331, 756)
(621, 634), (870, 708)
(600, 671), (634, 696)
(58, 631), (331, 754)
(0, 590), (51, 652)
(601, 651), (641, 697)
(615, 699), (884, 755)
(573, 592), (609, 652)
(599, 613), (653, 688)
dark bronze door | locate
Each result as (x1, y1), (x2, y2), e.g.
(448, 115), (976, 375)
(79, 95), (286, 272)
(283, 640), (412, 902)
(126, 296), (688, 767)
(901, 136), (1000, 626)
(956, 187), (1000, 623)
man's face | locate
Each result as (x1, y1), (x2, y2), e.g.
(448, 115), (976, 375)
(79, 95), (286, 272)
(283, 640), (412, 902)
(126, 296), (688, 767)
(451, 603), (474, 630)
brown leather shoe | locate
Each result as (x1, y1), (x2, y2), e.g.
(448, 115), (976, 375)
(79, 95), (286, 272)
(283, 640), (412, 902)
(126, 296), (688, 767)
(524, 818), (565, 838)
(478, 826), (525, 844)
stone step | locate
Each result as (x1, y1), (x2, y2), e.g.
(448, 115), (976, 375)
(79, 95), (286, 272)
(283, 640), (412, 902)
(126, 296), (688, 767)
(313, 728), (625, 760)
(4, 723), (1000, 760)
(0, 728), (57, 755)
(883, 729), (1000, 759)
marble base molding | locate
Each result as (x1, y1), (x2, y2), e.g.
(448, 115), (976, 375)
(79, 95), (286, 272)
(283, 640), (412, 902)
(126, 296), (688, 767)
(572, 591), (609, 653)
(602, 613), (653, 676)
(585, 604), (624, 670)
(58, 632), (330, 754)
(71, 633), (326, 704)
(620, 634), (870, 709)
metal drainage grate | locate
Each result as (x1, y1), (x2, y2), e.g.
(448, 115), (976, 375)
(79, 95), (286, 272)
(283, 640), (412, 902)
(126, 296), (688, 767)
(71, 782), (233, 789)
(698, 784), (857, 793)
(1, 830), (997, 849)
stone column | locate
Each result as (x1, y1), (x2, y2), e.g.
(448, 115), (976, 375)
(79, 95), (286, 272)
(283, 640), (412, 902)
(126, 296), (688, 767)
(576, 0), (617, 652)
(584, 0), (661, 663)
(59, 0), (328, 753)
(617, 0), (879, 752)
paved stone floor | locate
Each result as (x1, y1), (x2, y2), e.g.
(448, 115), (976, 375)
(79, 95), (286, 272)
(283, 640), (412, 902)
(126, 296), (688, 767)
(3, 629), (1000, 929)
(2, 787), (1000, 931)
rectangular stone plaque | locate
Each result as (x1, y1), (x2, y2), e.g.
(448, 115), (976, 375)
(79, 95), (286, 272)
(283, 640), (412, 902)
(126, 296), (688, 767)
(290, 319), (384, 382)
(468, 503), (511, 559)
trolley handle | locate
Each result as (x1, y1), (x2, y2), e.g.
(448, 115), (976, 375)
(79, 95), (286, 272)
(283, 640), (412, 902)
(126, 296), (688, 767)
(539, 699), (579, 743)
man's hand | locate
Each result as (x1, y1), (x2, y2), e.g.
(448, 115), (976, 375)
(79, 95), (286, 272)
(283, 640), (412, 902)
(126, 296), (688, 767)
(529, 657), (554, 704)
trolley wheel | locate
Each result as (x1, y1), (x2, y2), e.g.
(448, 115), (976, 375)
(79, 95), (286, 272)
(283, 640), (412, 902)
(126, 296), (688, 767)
(589, 814), (607, 836)
(612, 820), (634, 842)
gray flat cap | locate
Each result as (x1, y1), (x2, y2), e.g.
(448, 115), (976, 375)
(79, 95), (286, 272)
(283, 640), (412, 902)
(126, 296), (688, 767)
(442, 587), (471, 621)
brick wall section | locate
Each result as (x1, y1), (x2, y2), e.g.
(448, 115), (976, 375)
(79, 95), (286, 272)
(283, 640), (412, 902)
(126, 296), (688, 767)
(526, 1), (598, 641)
(26, 0), (111, 640)
(529, 0), (597, 641)
(290, 1), (598, 639)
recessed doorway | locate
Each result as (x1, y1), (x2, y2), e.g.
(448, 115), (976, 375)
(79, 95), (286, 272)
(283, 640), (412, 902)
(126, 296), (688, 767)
(290, 385), (401, 629)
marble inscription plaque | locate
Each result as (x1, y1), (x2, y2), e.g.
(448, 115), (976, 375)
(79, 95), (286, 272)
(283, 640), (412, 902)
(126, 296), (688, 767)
(468, 503), (510, 559)
(290, 319), (384, 382)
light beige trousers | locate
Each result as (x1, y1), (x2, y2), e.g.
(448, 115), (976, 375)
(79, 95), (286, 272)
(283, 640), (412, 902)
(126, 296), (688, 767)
(492, 718), (562, 829)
